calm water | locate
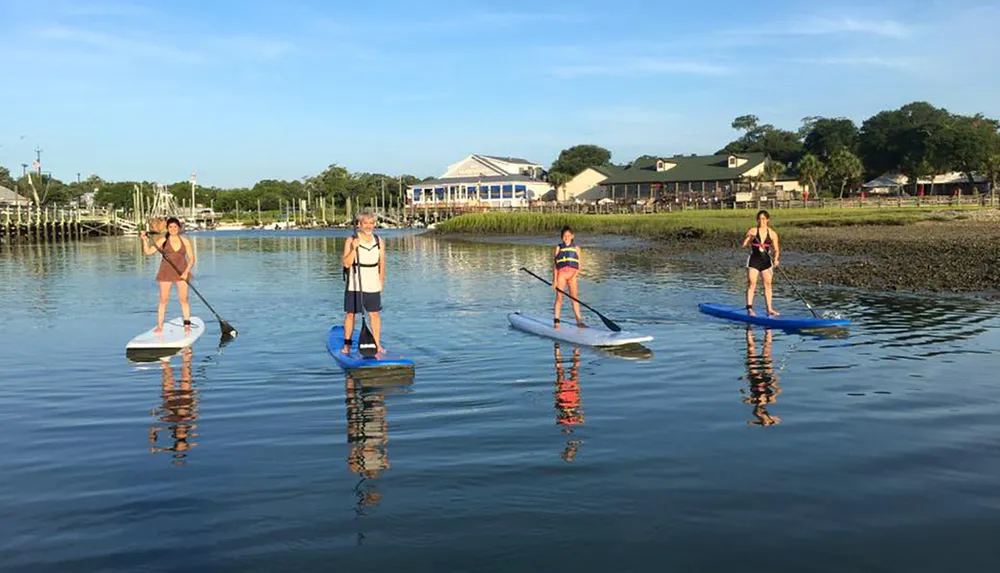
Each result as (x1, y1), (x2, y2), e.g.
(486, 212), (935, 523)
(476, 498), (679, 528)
(2, 230), (1000, 572)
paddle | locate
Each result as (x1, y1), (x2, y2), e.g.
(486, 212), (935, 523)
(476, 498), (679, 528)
(352, 236), (378, 358)
(763, 250), (820, 319)
(144, 230), (239, 343)
(519, 267), (622, 332)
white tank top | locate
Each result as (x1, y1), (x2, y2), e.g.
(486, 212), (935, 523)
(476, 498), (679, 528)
(347, 235), (381, 293)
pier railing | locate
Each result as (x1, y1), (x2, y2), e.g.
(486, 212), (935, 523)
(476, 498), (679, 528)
(1, 206), (140, 244)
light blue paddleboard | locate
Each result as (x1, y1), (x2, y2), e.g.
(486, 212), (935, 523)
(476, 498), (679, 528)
(698, 303), (850, 329)
(327, 325), (415, 370)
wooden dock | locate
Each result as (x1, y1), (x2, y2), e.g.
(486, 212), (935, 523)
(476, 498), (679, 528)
(1, 206), (139, 245)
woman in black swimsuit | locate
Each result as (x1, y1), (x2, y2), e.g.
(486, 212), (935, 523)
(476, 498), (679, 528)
(741, 210), (781, 316)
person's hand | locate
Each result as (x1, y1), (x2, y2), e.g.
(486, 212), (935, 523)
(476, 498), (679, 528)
(180, 271), (190, 281)
(773, 258), (780, 267)
(139, 231), (147, 239)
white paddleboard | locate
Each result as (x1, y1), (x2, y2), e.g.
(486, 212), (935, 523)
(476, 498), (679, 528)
(126, 316), (205, 350)
(507, 312), (653, 347)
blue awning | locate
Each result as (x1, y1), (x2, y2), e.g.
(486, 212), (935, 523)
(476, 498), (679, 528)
(514, 185), (526, 191)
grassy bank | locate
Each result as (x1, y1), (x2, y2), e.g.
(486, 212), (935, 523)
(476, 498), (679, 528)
(433, 207), (979, 239)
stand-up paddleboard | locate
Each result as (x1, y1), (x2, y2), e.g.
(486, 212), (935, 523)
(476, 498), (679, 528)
(508, 312), (654, 347)
(327, 325), (415, 370)
(698, 303), (850, 329)
(127, 316), (205, 351)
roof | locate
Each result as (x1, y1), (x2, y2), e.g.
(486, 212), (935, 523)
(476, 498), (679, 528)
(603, 152), (767, 184)
(863, 171), (986, 188)
(591, 164), (627, 178)
(477, 154), (538, 166)
(409, 174), (540, 188)
(0, 185), (30, 203)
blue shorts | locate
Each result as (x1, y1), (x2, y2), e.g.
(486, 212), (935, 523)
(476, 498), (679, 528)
(344, 291), (382, 313)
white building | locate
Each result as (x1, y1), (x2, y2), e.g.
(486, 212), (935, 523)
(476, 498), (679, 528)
(407, 154), (550, 208)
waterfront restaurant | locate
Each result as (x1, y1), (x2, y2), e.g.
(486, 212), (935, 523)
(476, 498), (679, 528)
(407, 154), (551, 208)
(599, 152), (769, 203)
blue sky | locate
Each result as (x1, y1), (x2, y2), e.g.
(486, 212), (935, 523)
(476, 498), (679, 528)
(1, 0), (997, 188)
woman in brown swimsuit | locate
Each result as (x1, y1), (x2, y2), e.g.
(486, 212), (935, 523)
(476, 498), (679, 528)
(139, 217), (196, 333)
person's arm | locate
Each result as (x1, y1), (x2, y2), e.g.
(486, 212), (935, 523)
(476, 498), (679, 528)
(741, 228), (754, 248)
(342, 237), (357, 268)
(552, 246), (559, 286)
(180, 237), (196, 279)
(771, 231), (780, 266)
(577, 245), (583, 270)
(139, 232), (159, 256)
(378, 239), (386, 287)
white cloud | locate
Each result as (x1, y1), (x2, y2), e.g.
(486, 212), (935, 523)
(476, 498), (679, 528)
(790, 56), (918, 70)
(35, 25), (207, 64)
(787, 16), (913, 38)
(551, 58), (733, 79)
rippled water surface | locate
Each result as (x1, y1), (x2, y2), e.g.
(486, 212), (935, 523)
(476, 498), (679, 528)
(2, 229), (1000, 572)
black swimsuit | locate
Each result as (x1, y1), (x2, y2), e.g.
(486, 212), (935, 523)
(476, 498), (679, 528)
(746, 228), (773, 272)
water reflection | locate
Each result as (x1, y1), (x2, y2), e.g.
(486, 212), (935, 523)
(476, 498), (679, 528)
(344, 368), (414, 544)
(148, 348), (200, 464)
(741, 328), (782, 427)
(554, 343), (584, 461)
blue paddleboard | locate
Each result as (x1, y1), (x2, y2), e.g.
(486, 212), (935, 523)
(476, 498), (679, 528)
(327, 325), (415, 370)
(698, 302), (850, 329)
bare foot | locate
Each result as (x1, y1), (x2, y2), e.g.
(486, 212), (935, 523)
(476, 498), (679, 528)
(768, 309), (780, 316)
(377, 346), (386, 356)
(341, 345), (351, 355)
(553, 318), (561, 329)
(747, 308), (756, 317)
(576, 321), (588, 328)
(154, 325), (163, 334)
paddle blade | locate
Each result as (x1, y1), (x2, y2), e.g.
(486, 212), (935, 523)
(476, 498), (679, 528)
(598, 314), (622, 332)
(218, 319), (238, 346)
(358, 320), (377, 358)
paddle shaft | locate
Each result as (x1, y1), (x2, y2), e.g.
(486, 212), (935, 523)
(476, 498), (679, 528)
(145, 232), (237, 334)
(761, 250), (820, 319)
(520, 267), (621, 332)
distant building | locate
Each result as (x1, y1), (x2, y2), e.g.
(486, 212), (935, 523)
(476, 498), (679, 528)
(542, 165), (623, 203)
(0, 185), (31, 207)
(862, 171), (988, 195)
(407, 154), (549, 208)
(599, 152), (769, 203)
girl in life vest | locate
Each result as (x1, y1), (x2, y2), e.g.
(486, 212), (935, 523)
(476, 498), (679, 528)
(552, 225), (586, 328)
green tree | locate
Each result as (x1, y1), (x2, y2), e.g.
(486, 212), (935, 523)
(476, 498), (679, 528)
(939, 114), (1000, 184)
(718, 114), (804, 165)
(547, 171), (572, 201)
(859, 101), (952, 192)
(827, 149), (864, 198)
(0, 165), (15, 190)
(549, 144), (612, 177)
(763, 159), (785, 190)
(797, 153), (826, 198)
(803, 117), (859, 160)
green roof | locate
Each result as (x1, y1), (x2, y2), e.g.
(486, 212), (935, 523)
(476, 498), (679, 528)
(591, 164), (627, 178)
(603, 152), (767, 184)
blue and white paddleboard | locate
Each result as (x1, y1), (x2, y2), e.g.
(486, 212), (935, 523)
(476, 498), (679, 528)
(127, 316), (205, 350)
(698, 303), (850, 329)
(508, 312), (654, 347)
(327, 325), (415, 370)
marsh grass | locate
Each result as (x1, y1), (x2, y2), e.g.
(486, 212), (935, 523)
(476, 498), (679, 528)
(434, 208), (973, 238)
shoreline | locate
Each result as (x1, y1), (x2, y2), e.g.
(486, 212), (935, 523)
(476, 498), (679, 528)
(435, 210), (1000, 295)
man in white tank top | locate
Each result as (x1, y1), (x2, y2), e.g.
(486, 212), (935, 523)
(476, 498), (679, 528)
(341, 211), (386, 354)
